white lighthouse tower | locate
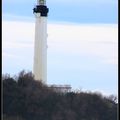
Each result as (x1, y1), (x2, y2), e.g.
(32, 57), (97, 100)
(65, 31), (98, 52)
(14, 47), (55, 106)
(33, 0), (49, 83)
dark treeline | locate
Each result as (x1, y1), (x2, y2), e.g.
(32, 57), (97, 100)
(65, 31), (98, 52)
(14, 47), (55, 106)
(2, 71), (118, 120)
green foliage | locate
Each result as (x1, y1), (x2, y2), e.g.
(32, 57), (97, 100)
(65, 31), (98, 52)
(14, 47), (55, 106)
(2, 71), (118, 120)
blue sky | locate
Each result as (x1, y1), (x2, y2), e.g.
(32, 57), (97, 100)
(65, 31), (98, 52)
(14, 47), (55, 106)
(2, 0), (118, 23)
(2, 0), (118, 96)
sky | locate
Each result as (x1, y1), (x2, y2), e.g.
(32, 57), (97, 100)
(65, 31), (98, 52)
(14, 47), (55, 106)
(2, 0), (118, 96)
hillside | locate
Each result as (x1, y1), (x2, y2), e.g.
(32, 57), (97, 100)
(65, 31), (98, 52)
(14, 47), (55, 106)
(2, 71), (118, 120)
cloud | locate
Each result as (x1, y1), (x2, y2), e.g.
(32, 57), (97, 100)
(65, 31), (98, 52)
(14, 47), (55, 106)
(2, 20), (118, 65)
(47, 23), (118, 65)
(2, 14), (34, 22)
(2, 20), (118, 95)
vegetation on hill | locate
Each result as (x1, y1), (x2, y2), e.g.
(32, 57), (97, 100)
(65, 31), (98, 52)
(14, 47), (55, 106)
(2, 71), (118, 120)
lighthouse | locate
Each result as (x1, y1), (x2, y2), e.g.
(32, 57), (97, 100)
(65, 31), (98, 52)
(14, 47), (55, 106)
(33, 0), (49, 83)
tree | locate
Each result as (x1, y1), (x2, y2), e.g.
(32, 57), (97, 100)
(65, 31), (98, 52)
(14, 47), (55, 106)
(2, 71), (118, 120)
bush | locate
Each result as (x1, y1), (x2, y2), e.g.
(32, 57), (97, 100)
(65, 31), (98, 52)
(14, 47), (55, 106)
(2, 71), (118, 120)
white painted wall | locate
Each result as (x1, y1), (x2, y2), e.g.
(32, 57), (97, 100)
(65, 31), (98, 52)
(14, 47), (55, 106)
(33, 13), (47, 83)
